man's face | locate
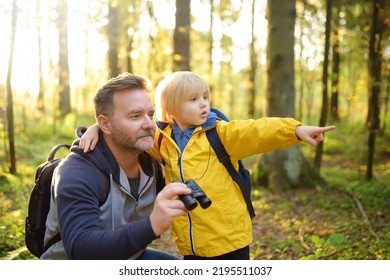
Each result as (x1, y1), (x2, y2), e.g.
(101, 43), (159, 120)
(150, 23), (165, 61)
(108, 89), (156, 153)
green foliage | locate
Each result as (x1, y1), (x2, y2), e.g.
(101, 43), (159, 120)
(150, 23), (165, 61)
(0, 173), (26, 258)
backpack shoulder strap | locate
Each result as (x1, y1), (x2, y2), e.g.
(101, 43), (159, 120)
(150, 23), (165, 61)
(152, 158), (165, 194)
(157, 122), (169, 166)
(206, 127), (255, 218)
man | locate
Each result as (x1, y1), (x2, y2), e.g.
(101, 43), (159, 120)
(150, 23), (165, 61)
(41, 73), (190, 260)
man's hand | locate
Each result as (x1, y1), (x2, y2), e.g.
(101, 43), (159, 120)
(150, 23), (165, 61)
(149, 181), (191, 236)
(295, 125), (336, 147)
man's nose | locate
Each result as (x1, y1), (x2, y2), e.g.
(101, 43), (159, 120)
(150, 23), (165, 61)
(142, 115), (155, 129)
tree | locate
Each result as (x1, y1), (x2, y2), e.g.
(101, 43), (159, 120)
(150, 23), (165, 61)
(314, 0), (332, 172)
(329, 0), (340, 123)
(57, 0), (71, 117)
(248, 0), (257, 118)
(208, 0), (215, 91)
(257, 0), (321, 192)
(6, 0), (17, 174)
(36, 0), (45, 113)
(366, 0), (387, 180)
(107, 0), (120, 77)
(173, 0), (191, 71)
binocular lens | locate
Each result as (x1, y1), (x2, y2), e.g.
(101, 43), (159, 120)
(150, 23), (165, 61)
(198, 197), (212, 209)
(179, 195), (198, 210)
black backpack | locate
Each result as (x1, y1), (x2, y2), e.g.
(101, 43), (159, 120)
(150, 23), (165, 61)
(24, 144), (109, 258)
(157, 107), (255, 218)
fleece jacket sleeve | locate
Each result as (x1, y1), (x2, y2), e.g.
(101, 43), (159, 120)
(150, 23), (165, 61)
(54, 155), (158, 260)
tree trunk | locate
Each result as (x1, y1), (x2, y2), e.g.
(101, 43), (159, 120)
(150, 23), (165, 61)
(6, 0), (17, 174)
(314, 0), (332, 173)
(107, 0), (120, 78)
(36, 0), (45, 113)
(366, 0), (384, 180)
(173, 0), (191, 71)
(330, 1), (340, 123)
(258, 0), (322, 192)
(382, 72), (390, 132)
(297, 3), (305, 121)
(57, 0), (71, 117)
(147, 0), (157, 80)
(208, 0), (214, 92)
(248, 0), (257, 118)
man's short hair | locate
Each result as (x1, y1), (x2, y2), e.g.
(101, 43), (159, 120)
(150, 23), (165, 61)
(94, 72), (152, 117)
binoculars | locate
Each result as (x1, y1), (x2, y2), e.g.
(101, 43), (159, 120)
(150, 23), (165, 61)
(175, 179), (212, 211)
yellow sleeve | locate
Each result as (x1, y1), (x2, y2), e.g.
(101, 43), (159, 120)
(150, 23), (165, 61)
(216, 118), (302, 159)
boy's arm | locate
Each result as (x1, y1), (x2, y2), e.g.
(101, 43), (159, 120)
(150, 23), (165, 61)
(79, 124), (100, 152)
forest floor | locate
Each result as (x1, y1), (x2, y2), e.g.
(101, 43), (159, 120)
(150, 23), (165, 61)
(151, 182), (390, 260)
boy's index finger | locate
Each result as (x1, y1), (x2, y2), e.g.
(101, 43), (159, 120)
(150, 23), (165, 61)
(320, 125), (336, 133)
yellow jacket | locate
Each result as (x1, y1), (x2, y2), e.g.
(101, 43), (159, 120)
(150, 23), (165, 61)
(148, 116), (301, 257)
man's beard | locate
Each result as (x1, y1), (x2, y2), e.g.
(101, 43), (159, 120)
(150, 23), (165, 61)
(111, 129), (155, 153)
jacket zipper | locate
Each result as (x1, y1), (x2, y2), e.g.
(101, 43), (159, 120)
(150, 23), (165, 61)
(178, 141), (197, 255)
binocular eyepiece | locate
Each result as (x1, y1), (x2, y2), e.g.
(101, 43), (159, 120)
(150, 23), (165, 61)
(175, 179), (212, 211)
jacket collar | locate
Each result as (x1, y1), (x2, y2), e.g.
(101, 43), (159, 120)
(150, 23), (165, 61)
(156, 110), (218, 132)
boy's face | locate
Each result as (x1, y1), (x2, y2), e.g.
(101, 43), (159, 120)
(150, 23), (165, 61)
(173, 88), (210, 131)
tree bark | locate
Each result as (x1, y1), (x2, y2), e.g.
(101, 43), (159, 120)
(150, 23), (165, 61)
(107, 0), (120, 78)
(6, 0), (17, 174)
(173, 0), (191, 71)
(366, 0), (385, 180)
(57, 0), (71, 117)
(36, 0), (45, 113)
(248, 0), (257, 118)
(258, 0), (322, 192)
(314, 0), (332, 172)
(330, 1), (340, 123)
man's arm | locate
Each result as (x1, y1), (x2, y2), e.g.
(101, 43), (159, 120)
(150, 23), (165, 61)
(55, 155), (190, 260)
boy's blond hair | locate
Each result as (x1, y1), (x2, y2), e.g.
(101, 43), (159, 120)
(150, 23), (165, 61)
(154, 71), (210, 123)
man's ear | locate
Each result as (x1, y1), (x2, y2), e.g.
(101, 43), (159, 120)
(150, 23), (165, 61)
(97, 115), (111, 135)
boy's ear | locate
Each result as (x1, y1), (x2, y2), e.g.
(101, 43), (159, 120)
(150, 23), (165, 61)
(97, 115), (111, 135)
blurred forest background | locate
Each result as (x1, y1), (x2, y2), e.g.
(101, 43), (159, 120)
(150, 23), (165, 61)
(0, 0), (389, 260)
